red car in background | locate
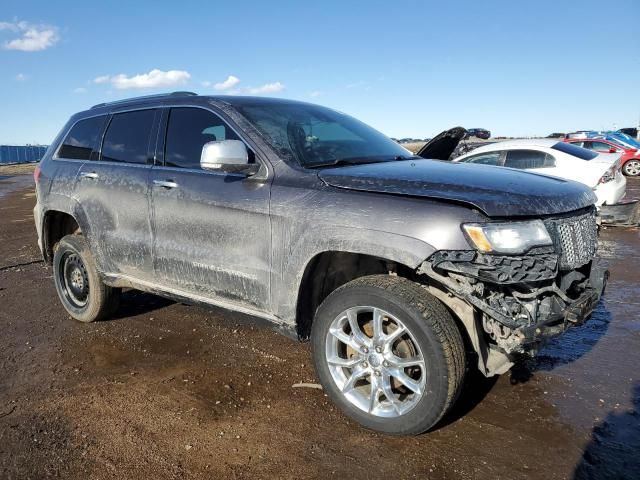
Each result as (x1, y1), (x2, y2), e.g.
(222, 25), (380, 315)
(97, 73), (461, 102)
(564, 137), (640, 176)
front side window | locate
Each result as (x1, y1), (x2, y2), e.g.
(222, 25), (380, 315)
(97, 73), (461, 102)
(504, 150), (555, 169)
(461, 152), (501, 165)
(164, 108), (241, 169)
(101, 109), (156, 164)
(235, 102), (412, 167)
(57, 116), (107, 160)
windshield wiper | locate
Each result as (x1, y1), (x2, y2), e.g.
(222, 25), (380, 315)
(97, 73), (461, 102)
(307, 155), (417, 168)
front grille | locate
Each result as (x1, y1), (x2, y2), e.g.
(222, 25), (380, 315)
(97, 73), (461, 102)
(544, 211), (597, 270)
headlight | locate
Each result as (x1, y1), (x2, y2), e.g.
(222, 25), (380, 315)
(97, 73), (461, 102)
(462, 220), (552, 254)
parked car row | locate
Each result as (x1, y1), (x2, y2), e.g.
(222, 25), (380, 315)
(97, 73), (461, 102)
(563, 131), (640, 176)
(454, 138), (626, 206)
(416, 127), (635, 223)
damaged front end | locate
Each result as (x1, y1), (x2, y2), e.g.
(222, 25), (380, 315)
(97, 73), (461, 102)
(417, 209), (609, 376)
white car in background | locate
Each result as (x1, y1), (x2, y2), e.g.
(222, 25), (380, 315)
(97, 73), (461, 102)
(453, 139), (626, 206)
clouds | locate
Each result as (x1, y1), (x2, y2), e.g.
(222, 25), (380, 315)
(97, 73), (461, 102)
(93, 69), (191, 90)
(93, 75), (110, 85)
(213, 75), (240, 91)
(203, 75), (285, 95)
(0, 21), (59, 51)
(246, 81), (284, 95)
(15, 73), (28, 81)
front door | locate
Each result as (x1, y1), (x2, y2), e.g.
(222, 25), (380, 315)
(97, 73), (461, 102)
(150, 107), (271, 311)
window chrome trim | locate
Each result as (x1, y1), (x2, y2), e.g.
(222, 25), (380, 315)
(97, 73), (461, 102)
(52, 102), (272, 181)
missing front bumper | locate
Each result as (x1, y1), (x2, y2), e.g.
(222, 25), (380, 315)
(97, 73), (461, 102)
(418, 252), (609, 355)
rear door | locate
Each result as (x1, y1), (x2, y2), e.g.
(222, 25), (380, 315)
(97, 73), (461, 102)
(76, 108), (159, 277)
(149, 106), (271, 310)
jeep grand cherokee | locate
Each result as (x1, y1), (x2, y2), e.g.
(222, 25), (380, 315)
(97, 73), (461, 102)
(33, 92), (608, 435)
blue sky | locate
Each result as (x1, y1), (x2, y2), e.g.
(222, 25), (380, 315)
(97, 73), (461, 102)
(1, 0), (639, 145)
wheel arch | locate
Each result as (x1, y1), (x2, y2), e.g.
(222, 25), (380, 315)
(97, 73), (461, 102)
(294, 250), (425, 340)
(42, 209), (82, 263)
(39, 193), (96, 264)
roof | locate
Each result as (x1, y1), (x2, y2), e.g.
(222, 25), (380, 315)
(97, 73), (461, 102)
(469, 138), (561, 153)
(89, 92), (314, 111)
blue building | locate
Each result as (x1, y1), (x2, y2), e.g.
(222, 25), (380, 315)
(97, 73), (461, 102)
(0, 145), (48, 165)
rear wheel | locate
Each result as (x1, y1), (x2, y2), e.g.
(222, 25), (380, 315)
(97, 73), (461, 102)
(311, 275), (466, 435)
(53, 235), (120, 322)
(622, 159), (640, 176)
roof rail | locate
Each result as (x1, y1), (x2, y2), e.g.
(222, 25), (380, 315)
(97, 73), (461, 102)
(91, 91), (197, 109)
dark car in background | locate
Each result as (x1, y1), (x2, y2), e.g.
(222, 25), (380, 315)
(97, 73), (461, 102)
(33, 93), (607, 435)
(465, 128), (491, 140)
(618, 127), (638, 138)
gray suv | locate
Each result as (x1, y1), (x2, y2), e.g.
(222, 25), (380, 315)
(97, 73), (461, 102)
(34, 92), (608, 435)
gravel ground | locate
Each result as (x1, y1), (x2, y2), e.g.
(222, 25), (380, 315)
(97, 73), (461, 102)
(0, 170), (638, 480)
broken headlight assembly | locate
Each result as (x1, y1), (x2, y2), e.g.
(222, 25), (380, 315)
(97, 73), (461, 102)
(462, 220), (553, 254)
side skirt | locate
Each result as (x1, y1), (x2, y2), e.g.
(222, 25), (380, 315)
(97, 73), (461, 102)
(102, 273), (298, 340)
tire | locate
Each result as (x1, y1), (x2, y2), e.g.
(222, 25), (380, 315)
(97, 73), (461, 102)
(52, 234), (120, 322)
(311, 274), (466, 435)
(622, 159), (640, 176)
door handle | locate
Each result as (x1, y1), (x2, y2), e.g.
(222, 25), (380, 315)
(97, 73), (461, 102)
(153, 179), (178, 189)
(80, 172), (98, 179)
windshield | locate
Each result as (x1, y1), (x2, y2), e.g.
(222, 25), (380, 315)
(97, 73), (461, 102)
(551, 142), (598, 160)
(235, 102), (413, 167)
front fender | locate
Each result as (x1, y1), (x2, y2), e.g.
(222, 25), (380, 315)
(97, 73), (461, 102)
(270, 225), (436, 326)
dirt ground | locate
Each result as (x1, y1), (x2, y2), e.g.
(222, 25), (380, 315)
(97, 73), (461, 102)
(0, 168), (638, 480)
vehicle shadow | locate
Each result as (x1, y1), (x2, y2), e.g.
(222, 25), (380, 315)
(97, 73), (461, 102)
(573, 383), (640, 480)
(107, 289), (175, 321)
(437, 359), (499, 428)
(510, 300), (611, 384)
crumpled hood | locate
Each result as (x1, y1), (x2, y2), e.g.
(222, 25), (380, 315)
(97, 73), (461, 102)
(319, 159), (597, 217)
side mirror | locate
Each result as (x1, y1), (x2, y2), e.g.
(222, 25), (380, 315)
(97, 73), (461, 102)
(609, 147), (618, 153)
(200, 140), (259, 175)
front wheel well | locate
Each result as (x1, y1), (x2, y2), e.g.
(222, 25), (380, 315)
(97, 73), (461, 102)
(43, 210), (81, 264)
(295, 251), (416, 339)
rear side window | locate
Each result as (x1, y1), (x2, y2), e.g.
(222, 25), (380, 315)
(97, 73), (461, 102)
(551, 141), (598, 160)
(57, 116), (107, 160)
(101, 110), (157, 164)
(504, 150), (555, 169)
(590, 141), (615, 153)
(164, 107), (241, 169)
(462, 152), (501, 165)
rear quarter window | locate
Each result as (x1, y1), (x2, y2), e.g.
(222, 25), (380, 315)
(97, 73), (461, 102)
(57, 116), (107, 160)
(551, 142), (598, 160)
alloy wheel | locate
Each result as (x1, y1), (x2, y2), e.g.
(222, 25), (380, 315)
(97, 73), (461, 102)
(325, 306), (426, 418)
(624, 160), (640, 176)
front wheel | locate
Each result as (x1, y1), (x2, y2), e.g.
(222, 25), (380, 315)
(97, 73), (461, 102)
(53, 234), (120, 322)
(311, 275), (466, 435)
(623, 159), (640, 176)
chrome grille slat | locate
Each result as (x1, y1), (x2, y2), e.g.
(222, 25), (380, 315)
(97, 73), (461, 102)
(544, 212), (597, 270)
